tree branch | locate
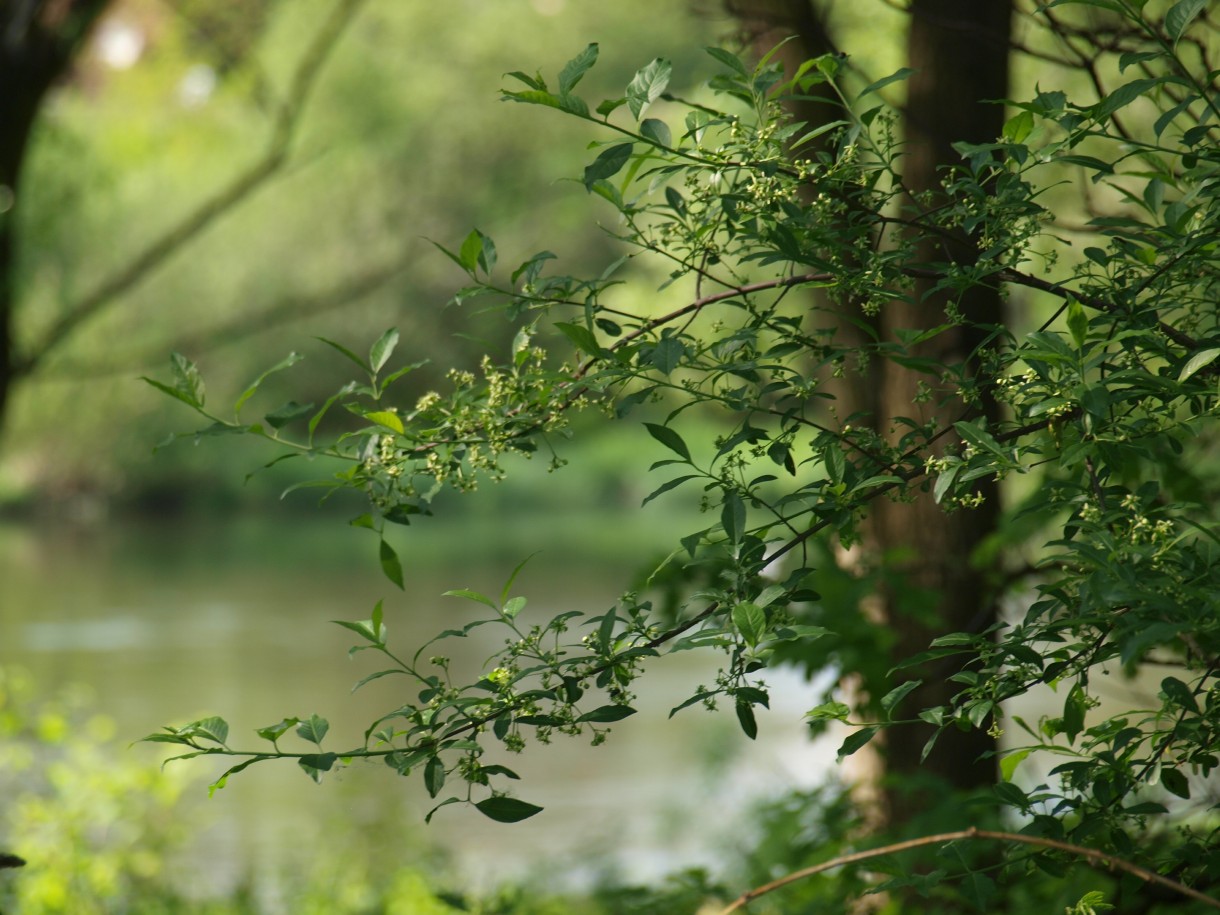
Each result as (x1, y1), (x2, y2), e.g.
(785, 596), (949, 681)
(717, 827), (1220, 913)
(13, 0), (368, 379)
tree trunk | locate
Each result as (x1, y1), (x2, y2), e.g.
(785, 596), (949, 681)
(0, 0), (110, 427)
(726, 0), (1013, 830)
(875, 0), (1012, 826)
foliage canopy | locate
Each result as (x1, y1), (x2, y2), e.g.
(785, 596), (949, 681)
(147, 0), (1220, 908)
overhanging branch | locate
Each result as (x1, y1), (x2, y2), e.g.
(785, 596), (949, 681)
(13, 0), (369, 379)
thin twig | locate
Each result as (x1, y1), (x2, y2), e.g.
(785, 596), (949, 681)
(717, 827), (1220, 913)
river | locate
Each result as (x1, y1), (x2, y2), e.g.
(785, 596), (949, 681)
(0, 511), (837, 904)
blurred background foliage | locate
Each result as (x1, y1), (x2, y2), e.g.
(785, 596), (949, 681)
(3, 0), (745, 518)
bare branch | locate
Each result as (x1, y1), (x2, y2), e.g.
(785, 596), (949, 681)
(14, 0), (369, 379)
(717, 827), (1220, 913)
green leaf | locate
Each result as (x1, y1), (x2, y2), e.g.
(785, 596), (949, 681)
(1063, 684), (1087, 744)
(1092, 79), (1159, 120)
(364, 410), (404, 434)
(193, 716), (229, 745)
(315, 336), (369, 371)
(933, 463), (961, 505)
(558, 43), (598, 94)
(1161, 676), (1199, 714)
(475, 796), (544, 823)
(596, 96), (626, 117)
(208, 758), (259, 796)
(643, 422), (691, 461)
(704, 46), (748, 76)
(640, 118), (671, 148)
(1002, 110), (1034, 144)
(576, 705), (637, 723)
(332, 618), (383, 645)
(721, 490), (745, 543)
(626, 58), (671, 120)
(732, 601), (767, 647)
(457, 228), (497, 276)
(1178, 347), (1220, 382)
(380, 539), (404, 590)
(954, 420), (1009, 461)
(642, 474), (699, 507)
(256, 717), (301, 743)
(554, 321), (603, 356)
(583, 143), (634, 191)
(651, 335), (686, 375)
(1067, 297), (1088, 348)
(1166, 0), (1207, 43)
(170, 352), (205, 406)
(806, 701), (851, 722)
(424, 755), (446, 798)
(858, 67), (913, 100)
(264, 401), (315, 430)
(502, 596), (527, 620)
(735, 700), (758, 740)
(880, 680), (921, 717)
(233, 352), (303, 418)
(369, 328), (399, 374)
(1160, 766), (1191, 799)
(296, 714), (329, 746)
(298, 753), (336, 784)
(836, 726), (878, 761)
(1000, 748), (1032, 782)
(443, 588), (499, 611)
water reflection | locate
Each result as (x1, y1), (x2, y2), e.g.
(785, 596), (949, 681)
(0, 515), (835, 898)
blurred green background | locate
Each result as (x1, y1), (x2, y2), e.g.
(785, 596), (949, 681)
(0, 2), (849, 911)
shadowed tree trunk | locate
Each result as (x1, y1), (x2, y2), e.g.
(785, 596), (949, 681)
(727, 0), (1013, 830)
(0, 0), (111, 427)
(874, 0), (1012, 826)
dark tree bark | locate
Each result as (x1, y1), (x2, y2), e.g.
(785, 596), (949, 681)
(875, 0), (1012, 826)
(726, 0), (1013, 830)
(0, 0), (111, 426)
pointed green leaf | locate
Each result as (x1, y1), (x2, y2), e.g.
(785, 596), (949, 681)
(554, 321), (603, 356)
(721, 490), (745, 543)
(735, 700), (758, 740)
(880, 680), (921, 716)
(380, 539), (404, 590)
(424, 755), (446, 798)
(443, 588), (498, 611)
(642, 474), (699, 507)
(233, 352), (303, 418)
(559, 43), (598, 94)
(576, 705), (637, 723)
(1178, 347), (1220, 382)
(193, 716), (229, 745)
(643, 422), (691, 461)
(582, 143), (634, 190)
(364, 410), (404, 434)
(369, 328), (399, 374)
(298, 753), (337, 784)
(732, 601), (766, 647)
(256, 717), (301, 743)
(626, 58), (671, 120)
(170, 352), (205, 406)
(836, 726), (878, 761)
(296, 714), (329, 746)
(1166, 0), (1207, 43)
(704, 46), (748, 76)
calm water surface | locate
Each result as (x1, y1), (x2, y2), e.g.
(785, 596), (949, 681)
(0, 513), (835, 899)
